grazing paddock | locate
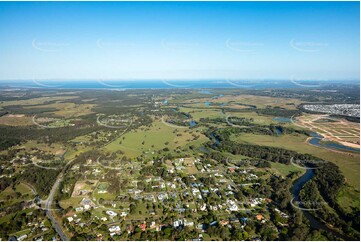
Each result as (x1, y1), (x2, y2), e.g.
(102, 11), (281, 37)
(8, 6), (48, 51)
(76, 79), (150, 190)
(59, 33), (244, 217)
(11, 140), (66, 158)
(0, 114), (34, 126)
(178, 107), (224, 120)
(182, 94), (302, 109)
(104, 119), (208, 158)
(0, 96), (79, 107)
(24, 102), (96, 118)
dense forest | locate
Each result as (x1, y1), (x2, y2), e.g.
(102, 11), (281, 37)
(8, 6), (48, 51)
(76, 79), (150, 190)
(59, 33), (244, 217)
(20, 166), (60, 197)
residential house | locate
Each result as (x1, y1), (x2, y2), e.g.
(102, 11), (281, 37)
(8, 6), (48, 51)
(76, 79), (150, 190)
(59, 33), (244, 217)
(139, 222), (147, 231)
(106, 211), (117, 217)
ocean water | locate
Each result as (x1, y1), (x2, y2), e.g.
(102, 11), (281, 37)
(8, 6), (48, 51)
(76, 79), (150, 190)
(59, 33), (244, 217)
(1, 79), (354, 90)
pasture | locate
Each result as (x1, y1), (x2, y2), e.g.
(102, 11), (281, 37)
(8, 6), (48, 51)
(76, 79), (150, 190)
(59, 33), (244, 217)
(24, 102), (96, 118)
(178, 107), (224, 120)
(0, 95), (79, 107)
(104, 119), (208, 158)
(15, 140), (66, 156)
(181, 94), (302, 110)
(0, 114), (34, 126)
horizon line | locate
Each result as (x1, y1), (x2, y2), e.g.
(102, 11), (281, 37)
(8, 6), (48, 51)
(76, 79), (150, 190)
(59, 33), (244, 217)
(0, 78), (359, 82)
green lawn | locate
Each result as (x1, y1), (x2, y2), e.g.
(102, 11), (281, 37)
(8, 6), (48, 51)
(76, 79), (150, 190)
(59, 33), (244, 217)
(93, 189), (116, 201)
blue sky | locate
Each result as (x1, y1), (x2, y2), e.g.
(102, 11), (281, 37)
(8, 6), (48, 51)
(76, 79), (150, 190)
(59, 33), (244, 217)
(0, 1), (359, 80)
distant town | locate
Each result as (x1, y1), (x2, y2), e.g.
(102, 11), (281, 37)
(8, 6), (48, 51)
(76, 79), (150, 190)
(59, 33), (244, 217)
(302, 104), (360, 118)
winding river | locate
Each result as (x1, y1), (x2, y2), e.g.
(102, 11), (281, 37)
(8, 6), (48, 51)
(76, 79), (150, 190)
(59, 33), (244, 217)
(291, 168), (354, 240)
(204, 128), (355, 240)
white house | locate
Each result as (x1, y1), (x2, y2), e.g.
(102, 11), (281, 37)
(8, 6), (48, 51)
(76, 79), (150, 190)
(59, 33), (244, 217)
(109, 225), (121, 233)
(173, 219), (183, 228)
(199, 203), (207, 211)
(184, 220), (194, 227)
(17, 235), (28, 241)
(106, 211), (117, 217)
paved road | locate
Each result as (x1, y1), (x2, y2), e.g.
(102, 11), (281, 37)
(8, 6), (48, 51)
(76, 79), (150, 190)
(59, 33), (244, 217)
(44, 121), (133, 241)
(45, 159), (75, 241)
(45, 173), (69, 241)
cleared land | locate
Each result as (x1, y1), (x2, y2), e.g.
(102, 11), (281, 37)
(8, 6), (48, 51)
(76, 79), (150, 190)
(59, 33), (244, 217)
(24, 102), (96, 118)
(0, 96), (79, 107)
(12, 140), (66, 157)
(104, 119), (208, 158)
(294, 114), (360, 148)
(0, 114), (34, 126)
(182, 94), (301, 110)
(270, 162), (304, 177)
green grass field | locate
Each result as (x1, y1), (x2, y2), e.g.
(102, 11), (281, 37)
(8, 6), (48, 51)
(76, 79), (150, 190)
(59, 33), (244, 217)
(0, 183), (35, 213)
(0, 114), (34, 126)
(25, 102), (95, 118)
(336, 185), (360, 214)
(64, 145), (92, 160)
(59, 197), (83, 209)
(270, 162), (305, 177)
(179, 94), (302, 110)
(12, 140), (66, 157)
(104, 119), (208, 158)
(178, 107), (224, 120)
(15, 183), (34, 195)
(0, 96), (79, 107)
(225, 111), (295, 126)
